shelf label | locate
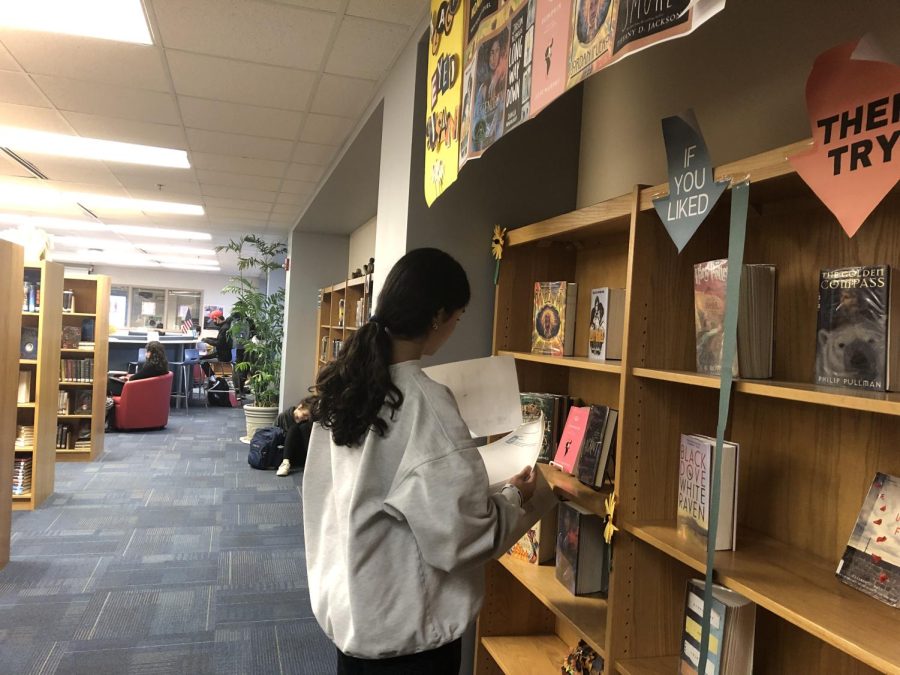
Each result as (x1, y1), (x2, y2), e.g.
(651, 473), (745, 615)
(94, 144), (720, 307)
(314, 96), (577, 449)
(790, 37), (900, 237)
(653, 110), (728, 252)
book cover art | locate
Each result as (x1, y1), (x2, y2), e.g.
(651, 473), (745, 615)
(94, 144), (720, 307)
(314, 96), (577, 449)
(588, 287), (609, 360)
(816, 265), (891, 391)
(555, 500), (581, 594)
(552, 405), (589, 474)
(508, 503), (557, 564)
(566, 0), (615, 88)
(836, 472), (900, 607)
(20, 326), (37, 359)
(694, 259), (738, 376)
(680, 579), (727, 675)
(532, 281), (568, 356)
(61, 325), (81, 349)
(521, 392), (556, 463)
(73, 391), (93, 414)
(502, 1), (535, 133)
(468, 22), (511, 157)
(677, 434), (738, 551)
(529, 0), (572, 114)
(576, 405), (609, 484)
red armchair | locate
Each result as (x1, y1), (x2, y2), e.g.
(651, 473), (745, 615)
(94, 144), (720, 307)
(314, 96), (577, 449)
(112, 371), (173, 431)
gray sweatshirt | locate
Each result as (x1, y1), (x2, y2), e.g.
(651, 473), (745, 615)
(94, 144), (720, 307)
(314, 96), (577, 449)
(302, 360), (556, 658)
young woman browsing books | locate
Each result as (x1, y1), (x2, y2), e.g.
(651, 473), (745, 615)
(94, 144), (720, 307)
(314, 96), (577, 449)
(303, 248), (556, 674)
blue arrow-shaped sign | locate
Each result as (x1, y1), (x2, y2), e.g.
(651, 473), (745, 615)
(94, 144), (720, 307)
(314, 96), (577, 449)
(653, 110), (729, 252)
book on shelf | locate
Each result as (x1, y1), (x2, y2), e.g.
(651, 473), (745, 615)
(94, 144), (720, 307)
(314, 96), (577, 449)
(551, 405), (589, 474)
(576, 405), (618, 488)
(17, 370), (31, 403)
(81, 317), (95, 343)
(695, 260), (777, 378)
(20, 326), (37, 359)
(62, 289), (74, 312)
(15, 425), (34, 447)
(61, 325), (81, 349)
(520, 392), (558, 463)
(531, 281), (577, 357)
(508, 502), (559, 564)
(680, 579), (755, 675)
(588, 287), (625, 361)
(22, 280), (40, 312)
(72, 391), (92, 414)
(677, 434), (739, 551)
(555, 501), (610, 596)
(562, 639), (604, 675)
(815, 265), (898, 392)
(836, 472), (900, 608)
(57, 390), (69, 415)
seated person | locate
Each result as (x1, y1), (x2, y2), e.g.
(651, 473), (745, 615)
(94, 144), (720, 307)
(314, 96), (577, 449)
(201, 310), (233, 375)
(275, 402), (312, 476)
(106, 341), (169, 430)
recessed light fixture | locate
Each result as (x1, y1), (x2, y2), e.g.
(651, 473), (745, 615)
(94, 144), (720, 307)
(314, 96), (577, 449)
(0, 127), (189, 168)
(108, 224), (211, 241)
(0, 212), (212, 241)
(0, 182), (204, 216)
(51, 250), (222, 272)
(0, 0), (153, 45)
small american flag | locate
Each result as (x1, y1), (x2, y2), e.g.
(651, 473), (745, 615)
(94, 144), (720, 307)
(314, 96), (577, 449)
(181, 307), (194, 334)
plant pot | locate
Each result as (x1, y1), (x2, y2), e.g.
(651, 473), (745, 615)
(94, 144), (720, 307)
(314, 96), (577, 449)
(243, 405), (279, 443)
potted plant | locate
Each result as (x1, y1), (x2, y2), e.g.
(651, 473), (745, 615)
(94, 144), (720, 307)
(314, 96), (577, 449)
(217, 234), (287, 441)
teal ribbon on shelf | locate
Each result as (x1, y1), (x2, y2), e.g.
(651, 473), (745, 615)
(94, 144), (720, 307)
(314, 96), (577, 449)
(697, 180), (750, 675)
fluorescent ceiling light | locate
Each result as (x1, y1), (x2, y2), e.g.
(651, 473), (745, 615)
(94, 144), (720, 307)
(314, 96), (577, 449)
(0, 182), (204, 215)
(160, 263), (222, 272)
(56, 249), (221, 271)
(52, 235), (217, 257)
(0, 127), (189, 168)
(0, 212), (212, 241)
(0, 0), (152, 45)
(108, 224), (211, 241)
(50, 252), (160, 269)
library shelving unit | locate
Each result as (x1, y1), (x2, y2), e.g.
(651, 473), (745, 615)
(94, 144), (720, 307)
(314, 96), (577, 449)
(478, 139), (900, 675)
(1, 241), (24, 568)
(16, 260), (63, 511)
(314, 273), (372, 378)
(57, 273), (110, 462)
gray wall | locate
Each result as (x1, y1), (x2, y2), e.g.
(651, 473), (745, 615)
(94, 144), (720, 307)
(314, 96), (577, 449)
(279, 231), (349, 407)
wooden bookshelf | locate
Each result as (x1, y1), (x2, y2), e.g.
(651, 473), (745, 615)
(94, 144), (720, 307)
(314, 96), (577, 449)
(481, 635), (569, 674)
(57, 273), (110, 462)
(16, 260), (63, 510)
(313, 273), (373, 379)
(479, 140), (899, 675)
(0, 241), (24, 569)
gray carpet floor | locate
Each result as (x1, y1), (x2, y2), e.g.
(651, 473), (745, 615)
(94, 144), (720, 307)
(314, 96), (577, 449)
(2, 405), (336, 674)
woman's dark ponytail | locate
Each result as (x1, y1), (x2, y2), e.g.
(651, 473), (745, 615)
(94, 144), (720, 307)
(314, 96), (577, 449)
(305, 248), (470, 447)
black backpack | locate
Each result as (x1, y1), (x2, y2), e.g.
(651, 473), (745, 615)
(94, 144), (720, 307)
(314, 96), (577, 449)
(207, 376), (232, 407)
(248, 426), (285, 470)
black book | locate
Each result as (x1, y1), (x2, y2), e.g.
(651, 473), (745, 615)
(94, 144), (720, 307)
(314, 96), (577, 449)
(20, 327), (38, 359)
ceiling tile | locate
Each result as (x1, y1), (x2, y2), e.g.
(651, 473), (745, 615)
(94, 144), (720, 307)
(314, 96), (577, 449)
(152, 0), (335, 70)
(0, 41), (20, 71)
(311, 73), (376, 118)
(0, 30), (169, 91)
(19, 155), (120, 186)
(0, 102), (72, 133)
(178, 96), (303, 140)
(346, 0), (426, 26)
(204, 196), (273, 212)
(206, 206), (271, 221)
(291, 142), (338, 166)
(276, 192), (308, 206)
(271, 0), (341, 11)
(326, 16), (410, 80)
(200, 183), (279, 203)
(110, 164), (197, 182)
(121, 185), (205, 202)
(209, 217), (268, 228)
(115, 175), (202, 196)
(196, 169), (282, 192)
(280, 178), (317, 195)
(189, 152), (286, 178)
(285, 164), (325, 183)
(186, 128), (294, 161)
(62, 111), (188, 149)
(166, 50), (316, 111)
(32, 75), (180, 124)
(0, 71), (49, 108)
(300, 113), (354, 145)
(271, 203), (302, 215)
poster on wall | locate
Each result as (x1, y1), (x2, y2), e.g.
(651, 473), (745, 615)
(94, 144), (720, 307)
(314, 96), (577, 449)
(612, 0), (725, 58)
(425, 0), (465, 207)
(566, 0), (615, 88)
(503, 2), (536, 133)
(530, 0), (573, 115)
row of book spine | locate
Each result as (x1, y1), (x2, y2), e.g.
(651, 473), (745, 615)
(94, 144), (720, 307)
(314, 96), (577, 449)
(22, 280), (40, 312)
(60, 358), (93, 383)
(12, 456), (32, 495)
(56, 424), (73, 449)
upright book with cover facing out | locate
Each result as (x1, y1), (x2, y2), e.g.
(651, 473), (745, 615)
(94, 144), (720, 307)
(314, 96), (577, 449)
(576, 405), (618, 488)
(816, 265), (898, 392)
(836, 472), (900, 607)
(520, 392), (558, 464)
(532, 281), (578, 357)
(677, 434), (739, 551)
(556, 501), (610, 596)
(588, 288), (625, 361)
(551, 405), (589, 474)
(507, 503), (559, 565)
(680, 579), (755, 675)
(20, 327), (37, 359)
(694, 260), (739, 377)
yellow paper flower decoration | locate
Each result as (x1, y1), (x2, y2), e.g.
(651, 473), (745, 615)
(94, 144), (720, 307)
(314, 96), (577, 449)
(604, 492), (619, 544)
(491, 225), (507, 261)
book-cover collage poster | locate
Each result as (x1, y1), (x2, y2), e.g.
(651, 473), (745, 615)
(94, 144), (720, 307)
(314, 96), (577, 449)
(425, 0), (726, 205)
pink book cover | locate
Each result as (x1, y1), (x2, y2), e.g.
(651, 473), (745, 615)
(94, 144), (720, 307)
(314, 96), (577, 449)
(529, 0), (572, 115)
(551, 406), (589, 474)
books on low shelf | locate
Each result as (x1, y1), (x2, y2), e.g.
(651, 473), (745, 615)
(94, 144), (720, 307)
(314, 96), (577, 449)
(57, 390), (69, 415)
(56, 423), (73, 449)
(555, 501), (609, 596)
(13, 456), (33, 495)
(588, 287), (625, 361)
(15, 425), (34, 448)
(836, 472), (900, 608)
(60, 358), (93, 382)
(680, 579), (755, 675)
(815, 265), (898, 392)
(532, 281), (577, 357)
(508, 503), (559, 564)
(17, 370), (31, 403)
(677, 434), (739, 551)
(520, 392), (567, 464)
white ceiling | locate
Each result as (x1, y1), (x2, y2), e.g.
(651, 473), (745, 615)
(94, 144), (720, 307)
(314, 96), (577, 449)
(0, 0), (427, 272)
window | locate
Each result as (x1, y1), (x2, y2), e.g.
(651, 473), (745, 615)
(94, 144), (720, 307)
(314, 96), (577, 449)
(129, 287), (166, 328)
(109, 286), (128, 329)
(165, 290), (202, 332)
(112, 285), (206, 330)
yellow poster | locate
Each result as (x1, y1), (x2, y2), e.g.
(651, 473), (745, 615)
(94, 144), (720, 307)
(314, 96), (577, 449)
(425, 0), (465, 206)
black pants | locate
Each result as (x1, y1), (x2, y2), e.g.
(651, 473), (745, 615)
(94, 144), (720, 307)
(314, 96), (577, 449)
(336, 638), (461, 675)
(283, 420), (311, 468)
(107, 375), (126, 397)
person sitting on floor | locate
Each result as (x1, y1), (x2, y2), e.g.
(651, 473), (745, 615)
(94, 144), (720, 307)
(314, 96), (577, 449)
(106, 341), (169, 429)
(275, 402), (312, 476)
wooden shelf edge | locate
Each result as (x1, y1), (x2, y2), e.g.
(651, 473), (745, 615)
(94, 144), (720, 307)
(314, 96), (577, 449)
(57, 414), (93, 419)
(498, 350), (623, 374)
(61, 348), (94, 354)
(615, 655), (679, 675)
(19, 359), (37, 365)
(622, 520), (900, 673)
(507, 192), (634, 247)
(481, 634), (569, 675)
(59, 381), (94, 386)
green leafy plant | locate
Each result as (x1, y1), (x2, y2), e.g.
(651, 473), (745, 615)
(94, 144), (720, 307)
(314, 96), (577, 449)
(217, 234), (287, 408)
